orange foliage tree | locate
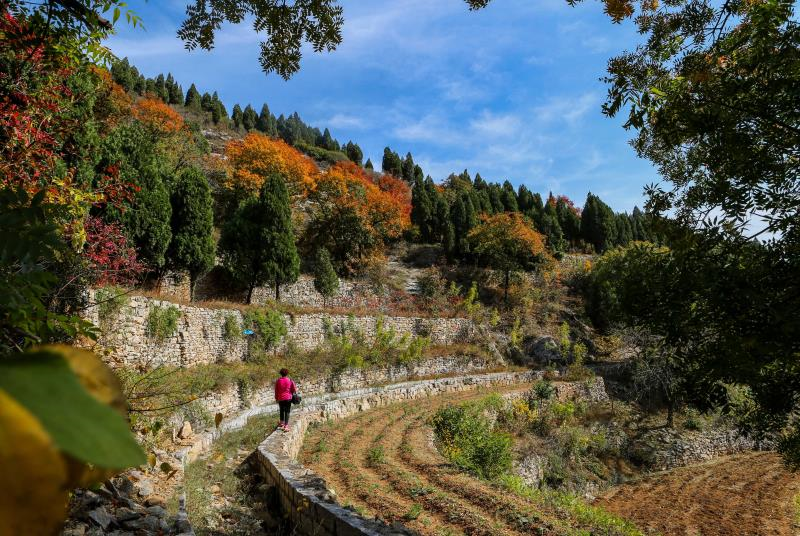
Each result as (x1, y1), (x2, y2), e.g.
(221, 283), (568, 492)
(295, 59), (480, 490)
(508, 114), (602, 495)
(468, 212), (549, 302)
(305, 161), (411, 270)
(223, 132), (317, 198)
(132, 97), (184, 134)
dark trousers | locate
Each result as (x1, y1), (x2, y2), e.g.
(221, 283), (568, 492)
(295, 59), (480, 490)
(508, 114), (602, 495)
(278, 400), (292, 424)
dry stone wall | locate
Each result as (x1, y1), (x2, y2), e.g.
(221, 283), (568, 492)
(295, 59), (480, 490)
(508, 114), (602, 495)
(85, 292), (475, 370)
(187, 355), (501, 427)
(157, 271), (383, 309)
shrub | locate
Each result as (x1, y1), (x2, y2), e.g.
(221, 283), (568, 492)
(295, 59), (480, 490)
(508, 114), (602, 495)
(243, 309), (287, 354)
(431, 398), (512, 480)
(146, 304), (182, 341)
(398, 336), (430, 364)
(95, 286), (130, 328)
(529, 380), (555, 408)
(222, 314), (241, 341)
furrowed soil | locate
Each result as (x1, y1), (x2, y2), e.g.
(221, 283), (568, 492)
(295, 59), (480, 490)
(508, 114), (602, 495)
(300, 385), (633, 536)
(596, 451), (800, 536)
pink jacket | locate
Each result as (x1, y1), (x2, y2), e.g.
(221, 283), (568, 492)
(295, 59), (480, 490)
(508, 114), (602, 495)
(275, 376), (296, 402)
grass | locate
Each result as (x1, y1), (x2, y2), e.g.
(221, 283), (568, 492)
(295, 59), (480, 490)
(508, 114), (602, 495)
(177, 412), (276, 532)
(366, 445), (385, 466)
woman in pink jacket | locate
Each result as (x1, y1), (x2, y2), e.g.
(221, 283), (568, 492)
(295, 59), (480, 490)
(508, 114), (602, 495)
(274, 368), (297, 431)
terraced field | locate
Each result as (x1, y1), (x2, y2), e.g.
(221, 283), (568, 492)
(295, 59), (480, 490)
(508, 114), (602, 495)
(597, 451), (800, 536)
(300, 385), (637, 536)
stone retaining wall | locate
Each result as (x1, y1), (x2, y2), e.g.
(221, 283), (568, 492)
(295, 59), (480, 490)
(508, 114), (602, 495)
(154, 271), (382, 309)
(193, 355), (500, 423)
(638, 428), (767, 471)
(252, 371), (542, 536)
(86, 293), (475, 369)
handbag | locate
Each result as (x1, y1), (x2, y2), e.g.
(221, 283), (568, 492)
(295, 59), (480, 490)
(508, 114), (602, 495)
(291, 392), (302, 405)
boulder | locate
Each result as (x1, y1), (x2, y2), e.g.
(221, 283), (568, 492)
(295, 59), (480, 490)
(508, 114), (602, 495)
(178, 421), (193, 439)
(525, 336), (562, 365)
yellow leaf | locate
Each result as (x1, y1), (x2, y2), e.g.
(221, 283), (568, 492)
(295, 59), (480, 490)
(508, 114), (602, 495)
(0, 390), (69, 536)
(52, 345), (127, 415)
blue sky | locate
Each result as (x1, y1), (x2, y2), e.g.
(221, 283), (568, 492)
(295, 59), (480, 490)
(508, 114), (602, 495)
(107, 0), (658, 212)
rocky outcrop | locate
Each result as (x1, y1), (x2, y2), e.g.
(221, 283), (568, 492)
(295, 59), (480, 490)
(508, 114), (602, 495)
(61, 477), (192, 536)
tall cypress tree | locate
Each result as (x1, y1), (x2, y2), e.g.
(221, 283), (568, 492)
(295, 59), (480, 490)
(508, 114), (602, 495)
(501, 180), (519, 212)
(365, 158), (374, 170)
(313, 247), (339, 305)
(167, 167), (216, 298)
(411, 178), (433, 241)
(580, 193), (617, 253)
(184, 83), (202, 110)
(242, 105), (258, 131)
(402, 152), (415, 182)
(451, 192), (477, 258)
(219, 174), (300, 303)
(231, 104), (244, 129)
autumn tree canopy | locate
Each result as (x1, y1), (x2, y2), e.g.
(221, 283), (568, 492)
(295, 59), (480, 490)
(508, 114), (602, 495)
(469, 212), (549, 302)
(223, 132), (317, 198)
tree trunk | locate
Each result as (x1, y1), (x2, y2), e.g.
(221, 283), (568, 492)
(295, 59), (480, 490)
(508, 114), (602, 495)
(189, 273), (196, 302)
(504, 270), (510, 305)
(275, 276), (280, 302)
(246, 283), (254, 305)
(666, 396), (674, 428)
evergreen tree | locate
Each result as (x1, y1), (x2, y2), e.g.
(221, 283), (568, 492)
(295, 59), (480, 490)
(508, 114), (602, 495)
(166, 74), (183, 105)
(317, 127), (336, 150)
(382, 147), (402, 176)
(581, 193), (617, 253)
(540, 201), (565, 253)
(124, 166), (172, 272)
(242, 104), (258, 131)
(166, 167), (216, 298)
(474, 173), (488, 191)
(110, 57), (135, 92)
(313, 247), (339, 305)
(451, 192), (477, 258)
(555, 197), (582, 246)
(133, 75), (146, 95)
(201, 92), (214, 112)
(501, 180), (519, 212)
(231, 104), (244, 129)
(257, 104), (276, 134)
(154, 74), (167, 102)
(402, 152), (415, 182)
(411, 178), (433, 241)
(344, 141), (363, 165)
(413, 165), (424, 183)
(364, 158), (374, 170)
(488, 185), (505, 213)
(219, 174), (300, 303)
(184, 83), (202, 110)
(517, 185), (534, 213)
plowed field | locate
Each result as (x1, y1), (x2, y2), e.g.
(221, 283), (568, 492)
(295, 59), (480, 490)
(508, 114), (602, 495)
(300, 385), (635, 536)
(596, 451), (800, 536)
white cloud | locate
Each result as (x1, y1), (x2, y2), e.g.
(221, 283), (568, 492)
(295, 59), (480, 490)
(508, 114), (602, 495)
(469, 111), (522, 139)
(324, 113), (367, 130)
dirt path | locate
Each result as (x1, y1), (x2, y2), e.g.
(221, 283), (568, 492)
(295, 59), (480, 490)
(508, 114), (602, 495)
(596, 451), (800, 536)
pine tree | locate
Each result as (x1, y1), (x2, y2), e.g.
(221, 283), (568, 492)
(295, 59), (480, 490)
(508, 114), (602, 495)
(344, 141), (363, 165)
(184, 83), (202, 110)
(501, 180), (519, 212)
(540, 201), (565, 253)
(488, 185), (505, 213)
(166, 167), (216, 298)
(201, 92), (213, 112)
(580, 193), (617, 253)
(232, 104), (244, 129)
(124, 166), (172, 272)
(219, 173), (300, 303)
(451, 192), (477, 258)
(166, 74), (183, 104)
(411, 178), (433, 241)
(402, 152), (415, 182)
(242, 105), (258, 131)
(382, 147), (402, 176)
(257, 104), (275, 134)
(313, 247), (339, 305)
(155, 74), (167, 102)
(365, 158), (374, 170)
